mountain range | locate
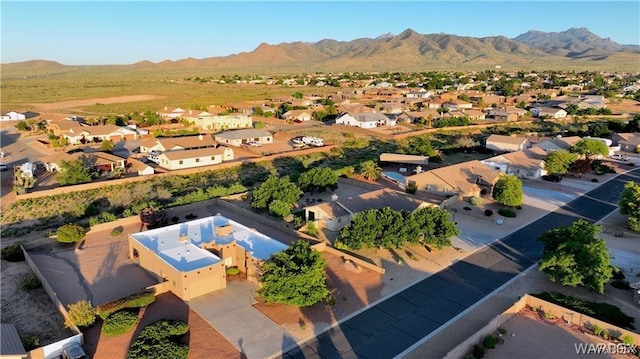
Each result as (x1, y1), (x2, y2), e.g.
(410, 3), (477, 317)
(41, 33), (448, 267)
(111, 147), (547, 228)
(4, 28), (640, 72)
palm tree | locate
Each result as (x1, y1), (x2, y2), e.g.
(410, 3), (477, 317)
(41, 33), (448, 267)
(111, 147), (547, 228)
(358, 160), (382, 181)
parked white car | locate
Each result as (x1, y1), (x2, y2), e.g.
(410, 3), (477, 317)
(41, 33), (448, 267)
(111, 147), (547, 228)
(609, 154), (630, 161)
(248, 141), (261, 147)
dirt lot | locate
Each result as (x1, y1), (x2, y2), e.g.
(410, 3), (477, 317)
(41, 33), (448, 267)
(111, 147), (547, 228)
(29, 95), (165, 111)
(486, 308), (637, 359)
(607, 99), (640, 115)
(0, 259), (71, 346)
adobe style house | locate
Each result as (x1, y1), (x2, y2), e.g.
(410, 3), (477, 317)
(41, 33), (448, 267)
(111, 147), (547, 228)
(214, 129), (273, 147)
(304, 188), (437, 231)
(485, 134), (531, 152)
(156, 146), (234, 170)
(40, 151), (126, 173)
(282, 110), (313, 122)
(335, 111), (395, 128)
(128, 215), (287, 301)
(185, 112), (253, 131)
(404, 160), (502, 198)
(481, 147), (547, 179)
(140, 134), (218, 153)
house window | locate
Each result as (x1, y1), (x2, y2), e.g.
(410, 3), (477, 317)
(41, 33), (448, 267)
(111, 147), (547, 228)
(179, 160), (183, 165)
(196, 158), (200, 163)
(211, 156), (215, 160)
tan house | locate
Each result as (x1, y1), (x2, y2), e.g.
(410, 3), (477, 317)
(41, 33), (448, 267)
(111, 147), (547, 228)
(185, 112), (253, 131)
(282, 110), (313, 122)
(485, 134), (531, 152)
(156, 146), (234, 170)
(139, 134), (217, 153)
(481, 147), (547, 179)
(533, 136), (583, 153)
(304, 188), (437, 231)
(40, 151), (126, 173)
(405, 160), (503, 198)
(128, 215), (287, 301)
(61, 125), (139, 144)
(157, 106), (186, 118)
(214, 129), (273, 147)
(127, 158), (155, 176)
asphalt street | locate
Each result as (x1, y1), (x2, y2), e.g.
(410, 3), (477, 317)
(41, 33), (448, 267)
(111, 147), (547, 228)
(282, 168), (639, 359)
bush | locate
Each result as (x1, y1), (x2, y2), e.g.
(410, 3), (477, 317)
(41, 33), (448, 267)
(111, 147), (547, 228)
(470, 196), (482, 206)
(498, 327), (507, 335)
(305, 221), (319, 237)
(65, 300), (96, 328)
(20, 335), (40, 351)
(126, 320), (189, 359)
(406, 181), (417, 194)
(21, 274), (42, 290)
(111, 226), (123, 237)
(472, 344), (485, 358)
(483, 335), (496, 349)
(543, 311), (555, 319)
(225, 266), (240, 276)
(57, 224), (87, 244)
(102, 309), (139, 336)
(96, 291), (155, 320)
(498, 209), (516, 218)
(593, 324), (604, 337)
(1, 242), (25, 262)
(484, 209), (494, 217)
(534, 292), (635, 329)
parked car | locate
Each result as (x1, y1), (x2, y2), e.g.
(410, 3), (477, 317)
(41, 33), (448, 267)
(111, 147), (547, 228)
(61, 343), (87, 359)
(248, 141), (261, 147)
(609, 154), (629, 161)
(542, 174), (563, 182)
(0, 164), (7, 171)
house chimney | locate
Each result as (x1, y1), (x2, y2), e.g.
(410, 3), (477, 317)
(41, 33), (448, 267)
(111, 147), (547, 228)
(164, 106), (167, 111)
(331, 194), (338, 202)
(198, 134), (203, 140)
(178, 233), (188, 242)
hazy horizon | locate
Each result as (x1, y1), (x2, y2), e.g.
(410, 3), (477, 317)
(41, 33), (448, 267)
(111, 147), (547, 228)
(2, 1), (639, 66)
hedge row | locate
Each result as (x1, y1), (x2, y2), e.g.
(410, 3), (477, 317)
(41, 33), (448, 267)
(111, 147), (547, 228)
(96, 291), (155, 320)
(102, 309), (139, 336)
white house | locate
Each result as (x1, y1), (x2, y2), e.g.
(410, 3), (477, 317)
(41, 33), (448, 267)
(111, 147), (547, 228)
(214, 129), (273, 147)
(156, 147), (234, 170)
(5, 112), (26, 121)
(481, 147), (547, 179)
(531, 107), (567, 119)
(282, 110), (313, 122)
(335, 111), (394, 128)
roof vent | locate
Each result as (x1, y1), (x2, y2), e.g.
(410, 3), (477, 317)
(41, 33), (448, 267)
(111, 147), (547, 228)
(179, 233), (188, 242)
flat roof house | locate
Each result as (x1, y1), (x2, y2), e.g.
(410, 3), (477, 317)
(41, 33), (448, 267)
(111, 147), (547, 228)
(485, 134), (531, 152)
(128, 215), (287, 301)
(335, 111), (394, 128)
(214, 129), (273, 147)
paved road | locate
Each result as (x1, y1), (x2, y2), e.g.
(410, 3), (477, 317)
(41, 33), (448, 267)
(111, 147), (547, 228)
(281, 169), (639, 359)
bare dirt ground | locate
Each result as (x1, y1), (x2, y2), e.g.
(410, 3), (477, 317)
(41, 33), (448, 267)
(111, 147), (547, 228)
(607, 99), (640, 115)
(486, 308), (637, 359)
(29, 95), (165, 111)
(253, 251), (384, 338)
(0, 259), (71, 346)
(84, 293), (241, 359)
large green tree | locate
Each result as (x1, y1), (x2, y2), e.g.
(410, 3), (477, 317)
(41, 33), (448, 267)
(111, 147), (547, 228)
(492, 175), (523, 207)
(571, 139), (609, 161)
(538, 219), (613, 293)
(251, 175), (303, 210)
(545, 150), (577, 175)
(56, 159), (95, 185)
(297, 167), (338, 194)
(259, 240), (329, 307)
(412, 207), (460, 249)
(619, 181), (640, 232)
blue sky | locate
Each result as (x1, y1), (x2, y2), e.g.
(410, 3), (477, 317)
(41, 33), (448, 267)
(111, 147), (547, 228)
(2, 1), (638, 65)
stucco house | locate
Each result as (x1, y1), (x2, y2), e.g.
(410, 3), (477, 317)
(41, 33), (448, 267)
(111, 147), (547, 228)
(618, 134), (640, 153)
(531, 107), (567, 119)
(481, 147), (547, 179)
(185, 112), (253, 131)
(214, 129), (273, 147)
(304, 188), (436, 231)
(404, 160), (503, 198)
(61, 125), (139, 144)
(40, 151), (126, 173)
(533, 136), (583, 153)
(157, 107), (186, 119)
(140, 134), (217, 153)
(128, 215), (288, 300)
(156, 146), (234, 170)
(485, 134), (531, 152)
(127, 158), (155, 176)
(335, 111), (394, 128)
(4, 111), (26, 121)
(283, 110), (313, 122)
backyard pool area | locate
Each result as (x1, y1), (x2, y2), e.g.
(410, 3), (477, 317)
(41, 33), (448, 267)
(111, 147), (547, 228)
(382, 171), (406, 188)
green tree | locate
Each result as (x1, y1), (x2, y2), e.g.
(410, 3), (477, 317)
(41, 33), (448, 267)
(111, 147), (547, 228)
(297, 167), (338, 194)
(412, 206), (460, 249)
(100, 140), (115, 152)
(545, 150), (577, 175)
(492, 175), (523, 207)
(571, 139), (609, 161)
(56, 159), (95, 185)
(268, 199), (291, 218)
(619, 181), (640, 232)
(538, 220), (613, 293)
(15, 121), (29, 132)
(251, 175), (303, 210)
(292, 92), (304, 99)
(57, 223), (87, 243)
(259, 240), (329, 307)
(339, 209), (381, 249)
(357, 160), (382, 181)
(65, 300), (96, 328)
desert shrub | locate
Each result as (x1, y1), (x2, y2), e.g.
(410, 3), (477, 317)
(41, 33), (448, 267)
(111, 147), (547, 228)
(498, 209), (516, 218)
(484, 209), (494, 217)
(102, 309), (139, 336)
(57, 224), (87, 243)
(543, 311), (555, 319)
(1, 242), (25, 262)
(225, 266), (240, 276)
(593, 324), (604, 336)
(20, 335), (40, 351)
(111, 226), (123, 236)
(21, 274), (42, 290)
(472, 344), (485, 358)
(325, 294), (336, 306)
(126, 320), (189, 359)
(622, 335), (634, 345)
(498, 327), (507, 335)
(483, 335), (496, 349)
(65, 300), (96, 328)
(406, 181), (417, 194)
(534, 292), (635, 329)
(470, 196), (482, 206)
(96, 291), (155, 320)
